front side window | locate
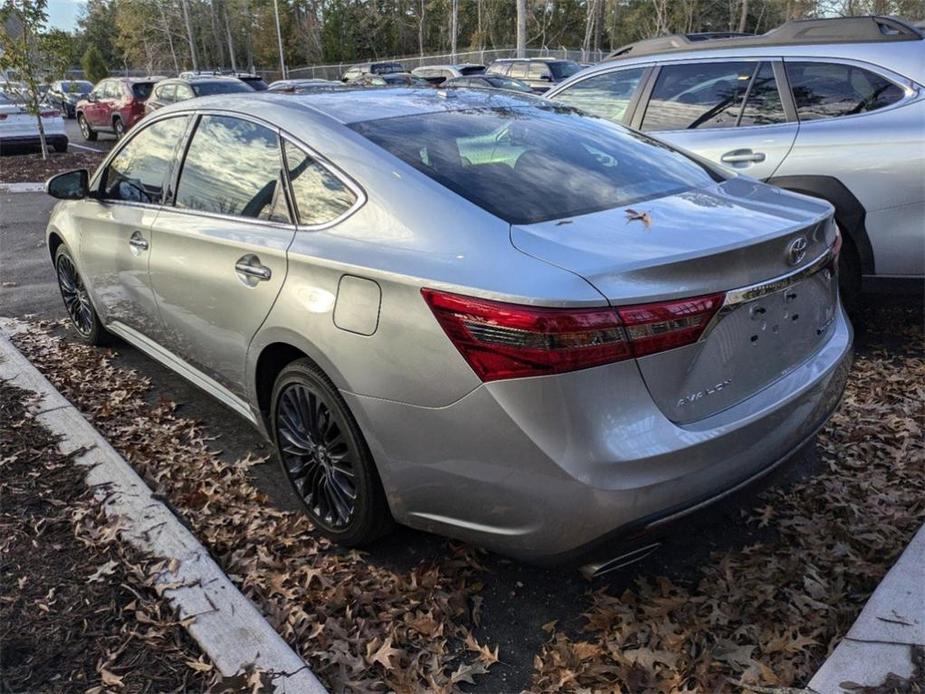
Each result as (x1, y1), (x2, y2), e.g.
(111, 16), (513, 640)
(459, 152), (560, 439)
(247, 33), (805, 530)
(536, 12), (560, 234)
(283, 141), (357, 225)
(785, 61), (905, 121)
(351, 104), (717, 225)
(642, 61), (755, 131)
(552, 67), (646, 124)
(101, 116), (191, 203)
(176, 115), (289, 222)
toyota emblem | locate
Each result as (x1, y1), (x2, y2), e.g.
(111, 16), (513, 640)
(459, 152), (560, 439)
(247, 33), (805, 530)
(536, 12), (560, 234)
(786, 236), (808, 266)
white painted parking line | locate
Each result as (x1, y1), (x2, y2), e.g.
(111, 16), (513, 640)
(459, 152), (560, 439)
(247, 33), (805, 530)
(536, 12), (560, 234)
(69, 141), (106, 153)
(0, 318), (327, 694)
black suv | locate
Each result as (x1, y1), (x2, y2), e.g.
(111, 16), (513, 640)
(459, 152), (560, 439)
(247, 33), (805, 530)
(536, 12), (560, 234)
(486, 58), (582, 92)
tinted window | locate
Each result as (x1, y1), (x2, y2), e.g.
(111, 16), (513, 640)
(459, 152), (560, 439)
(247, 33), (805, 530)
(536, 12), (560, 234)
(351, 105), (716, 225)
(786, 61), (905, 121)
(191, 80), (253, 96)
(552, 67), (645, 124)
(739, 62), (785, 126)
(176, 115), (289, 222)
(643, 62), (754, 131)
(132, 82), (154, 99)
(283, 141), (357, 225)
(102, 116), (190, 203)
(549, 61), (581, 80)
(459, 65), (484, 75)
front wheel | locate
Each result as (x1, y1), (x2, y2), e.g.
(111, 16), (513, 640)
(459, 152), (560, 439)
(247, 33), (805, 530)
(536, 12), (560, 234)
(271, 359), (393, 546)
(113, 117), (125, 139)
(77, 114), (97, 142)
(54, 246), (108, 345)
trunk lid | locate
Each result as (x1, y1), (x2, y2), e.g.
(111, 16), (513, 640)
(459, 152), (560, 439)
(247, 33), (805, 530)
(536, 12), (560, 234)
(511, 178), (840, 423)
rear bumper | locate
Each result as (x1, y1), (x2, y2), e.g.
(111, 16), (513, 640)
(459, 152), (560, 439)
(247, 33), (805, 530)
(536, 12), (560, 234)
(344, 304), (853, 563)
(0, 133), (67, 150)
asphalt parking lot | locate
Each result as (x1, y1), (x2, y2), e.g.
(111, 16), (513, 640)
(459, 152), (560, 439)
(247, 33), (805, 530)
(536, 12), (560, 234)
(2, 188), (868, 691)
(62, 116), (117, 154)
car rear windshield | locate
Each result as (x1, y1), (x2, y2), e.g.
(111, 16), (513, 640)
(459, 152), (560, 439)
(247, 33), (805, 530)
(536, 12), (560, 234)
(191, 81), (253, 96)
(549, 61), (581, 80)
(374, 63), (404, 74)
(132, 82), (154, 99)
(459, 65), (485, 76)
(351, 104), (718, 224)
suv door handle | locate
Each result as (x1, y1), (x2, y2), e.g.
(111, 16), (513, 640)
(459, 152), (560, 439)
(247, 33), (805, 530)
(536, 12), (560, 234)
(235, 255), (272, 281)
(128, 231), (149, 251)
(720, 149), (766, 164)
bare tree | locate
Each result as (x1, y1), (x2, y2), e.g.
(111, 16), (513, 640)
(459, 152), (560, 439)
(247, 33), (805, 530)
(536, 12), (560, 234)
(737, 0), (749, 31)
(180, 0), (198, 69)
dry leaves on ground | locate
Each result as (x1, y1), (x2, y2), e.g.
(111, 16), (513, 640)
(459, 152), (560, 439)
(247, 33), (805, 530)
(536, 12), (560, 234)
(12, 323), (496, 692)
(532, 306), (925, 692)
(0, 150), (106, 183)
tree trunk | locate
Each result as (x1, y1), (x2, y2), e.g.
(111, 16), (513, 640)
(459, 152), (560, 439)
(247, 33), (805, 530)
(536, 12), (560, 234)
(516, 0), (527, 57)
(223, 0), (237, 71)
(737, 0), (749, 33)
(159, 2), (180, 74)
(181, 0), (199, 70)
(273, 0), (287, 79)
(418, 0), (424, 57)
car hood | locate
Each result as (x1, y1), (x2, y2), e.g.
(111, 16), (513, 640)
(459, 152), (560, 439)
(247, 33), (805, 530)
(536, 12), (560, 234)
(510, 176), (835, 304)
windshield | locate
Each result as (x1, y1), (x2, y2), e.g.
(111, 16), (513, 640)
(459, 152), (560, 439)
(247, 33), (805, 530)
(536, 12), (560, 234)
(191, 81), (253, 96)
(549, 61), (581, 80)
(351, 103), (718, 224)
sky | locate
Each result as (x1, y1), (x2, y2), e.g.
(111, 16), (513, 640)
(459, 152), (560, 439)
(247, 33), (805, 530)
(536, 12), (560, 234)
(47, 0), (84, 32)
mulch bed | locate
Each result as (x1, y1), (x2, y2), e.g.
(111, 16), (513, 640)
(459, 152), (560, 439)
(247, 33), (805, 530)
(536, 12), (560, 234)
(0, 151), (106, 184)
(0, 380), (212, 693)
(8, 301), (924, 692)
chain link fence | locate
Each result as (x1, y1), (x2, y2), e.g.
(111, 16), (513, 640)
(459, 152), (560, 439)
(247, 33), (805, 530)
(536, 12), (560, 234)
(287, 47), (605, 81)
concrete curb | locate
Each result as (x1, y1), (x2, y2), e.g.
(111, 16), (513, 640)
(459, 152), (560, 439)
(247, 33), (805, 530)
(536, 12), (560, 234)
(0, 182), (45, 193)
(809, 522), (925, 692)
(0, 321), (326, 693)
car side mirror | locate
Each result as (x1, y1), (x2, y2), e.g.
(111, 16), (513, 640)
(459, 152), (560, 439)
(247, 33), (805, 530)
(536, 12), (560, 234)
(46, 169), (89, 200)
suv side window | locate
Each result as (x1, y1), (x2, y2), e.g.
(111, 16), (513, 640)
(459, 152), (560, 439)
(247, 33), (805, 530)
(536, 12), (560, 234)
(785, 61), (905, 121)
(509, 62), (528, 79)
(283, 140), (357, 226)
(527, 62), (549, 80)
(489, 62), (510, 76)
(101, 116), (191, 204)
(104, 81), (122, 99)
(642, 61), (756, 131)
(176, 115), (289, 222)
(552, 67), (646, 124)
(739, 62), (786, 126)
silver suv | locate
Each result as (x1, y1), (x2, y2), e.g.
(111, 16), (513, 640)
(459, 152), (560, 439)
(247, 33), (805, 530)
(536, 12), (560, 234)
(548, 16), (925, 302)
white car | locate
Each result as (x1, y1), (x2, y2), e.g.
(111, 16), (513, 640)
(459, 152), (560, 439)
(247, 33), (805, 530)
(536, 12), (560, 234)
(0, 92), (68, 153)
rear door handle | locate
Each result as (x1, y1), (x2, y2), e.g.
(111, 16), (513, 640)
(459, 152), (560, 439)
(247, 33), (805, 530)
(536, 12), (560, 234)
(128, 231), (148, 251)
(720, 149), (766, 164)
(235, 255), (272, 282)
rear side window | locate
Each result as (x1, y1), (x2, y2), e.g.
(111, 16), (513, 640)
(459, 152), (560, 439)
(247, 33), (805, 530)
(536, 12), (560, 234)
(283, 141), (357, 225)
(552, 67), (646, 124)
(643, 61), (755, 131)
(176, 115), (289, 222)
(509, 63), (528, 79)
(488, 62), (510, 76)
(101, 116), (190, 204)
(351, 105), (717, 225)
(739, 62), (786, 126)
(785, 61), (905, 121)
(527, 62), (548, 79)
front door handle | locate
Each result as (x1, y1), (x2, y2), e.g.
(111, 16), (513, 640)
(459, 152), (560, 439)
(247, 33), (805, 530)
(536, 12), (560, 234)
(720, 149), (766, 164)
(128, 231), (149, 251)
(235, 255), (272, 282)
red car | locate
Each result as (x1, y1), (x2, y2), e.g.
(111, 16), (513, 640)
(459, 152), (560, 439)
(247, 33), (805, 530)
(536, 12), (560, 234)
(76, 77), (159, 141)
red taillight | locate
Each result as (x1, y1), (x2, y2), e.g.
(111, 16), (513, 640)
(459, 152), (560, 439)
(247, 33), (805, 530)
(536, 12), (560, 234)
(422, 288), (727, 382)
(39, 110), (58, 118)
(617, 294), (724, 358)
(0, 114), (7, 121)
(421, 288), (631, 382)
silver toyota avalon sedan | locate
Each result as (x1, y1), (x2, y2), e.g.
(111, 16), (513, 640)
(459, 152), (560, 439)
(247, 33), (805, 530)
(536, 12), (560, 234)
(44, 88), (852, 565)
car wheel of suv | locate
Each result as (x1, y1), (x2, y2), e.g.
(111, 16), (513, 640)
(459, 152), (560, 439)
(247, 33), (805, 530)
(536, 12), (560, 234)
(113, 117), (125, 139)
(77, 114), (97, 141)
(54, 246), (108, 345)
(271, 358), (393, 546)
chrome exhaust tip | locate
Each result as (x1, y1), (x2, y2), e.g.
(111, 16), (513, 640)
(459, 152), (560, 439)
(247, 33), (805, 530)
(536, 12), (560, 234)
(579, 542), (662, 579)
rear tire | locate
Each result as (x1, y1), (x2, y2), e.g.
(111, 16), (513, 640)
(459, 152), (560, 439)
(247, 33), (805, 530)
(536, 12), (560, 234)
(113, 117), (125, 140)
(271, 358), (393, 546)
(837, 232), (862, 315)
(77, 114), (97, 141)
(54, 245), (109, 346)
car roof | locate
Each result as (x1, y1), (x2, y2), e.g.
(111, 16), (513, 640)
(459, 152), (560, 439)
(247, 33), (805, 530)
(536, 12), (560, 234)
(156, 87), (541, 125)
(494, 57), (574, 63)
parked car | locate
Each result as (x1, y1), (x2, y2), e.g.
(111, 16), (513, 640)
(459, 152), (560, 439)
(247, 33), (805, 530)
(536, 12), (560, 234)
(487, 57), (582, 92)
(267, 78), (347, 93)
(0, 91), (67, 153)
(346, 72), (430, 87)
(145, 76), (254, 114)
(341, 61), (405, 82)
(547, 16), (925, 301)
(76, 77), (160, 141)
(443, 74), (534, 93)
(411, 64), (485, 85)
(46, 80), (93, 118)
(44, 89), (851, 567)
(229, 73), (268, 91)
